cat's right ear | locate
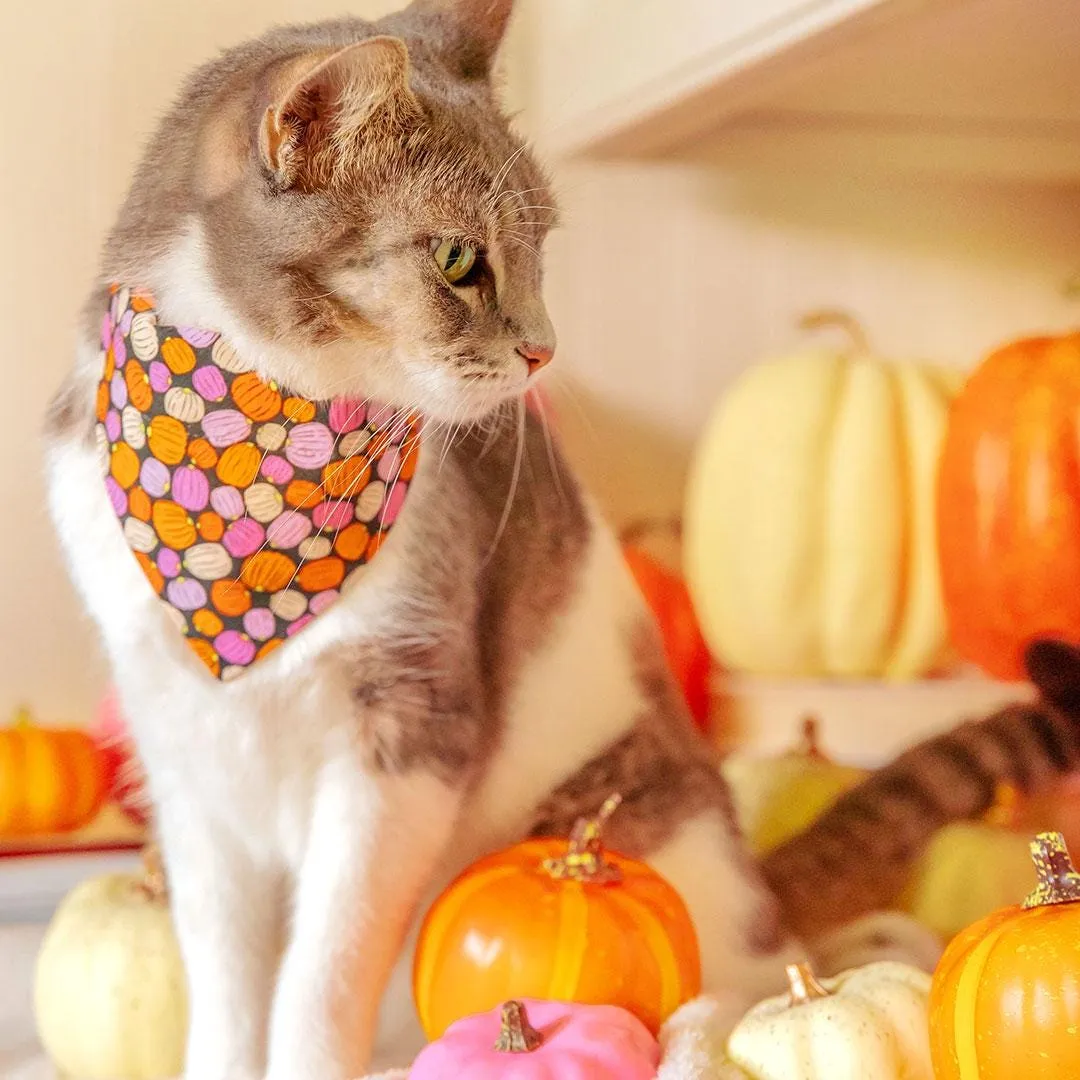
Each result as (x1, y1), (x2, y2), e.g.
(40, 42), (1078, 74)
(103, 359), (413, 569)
(1026, 638), (1080, 712)
(260, 36), (417, 191)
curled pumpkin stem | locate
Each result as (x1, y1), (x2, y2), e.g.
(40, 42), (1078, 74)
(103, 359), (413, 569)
(1023, 831), (1080, 909)
(797, 309), (872, 355)
(495, 1001), (543, 1054)
(786, 962), (831, 1006)
(542, 793), (624, 885)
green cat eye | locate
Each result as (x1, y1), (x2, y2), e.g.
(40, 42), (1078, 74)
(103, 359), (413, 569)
(432, 238), (478, 285)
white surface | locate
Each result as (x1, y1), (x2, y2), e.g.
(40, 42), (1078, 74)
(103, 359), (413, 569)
(528, 0), (1080, 179)
(0, 852), (140, 925)
(0, 924), (50, 1080)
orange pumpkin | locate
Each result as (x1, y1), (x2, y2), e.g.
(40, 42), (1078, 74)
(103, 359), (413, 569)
(283, 397), (316, 423)
(216, 442), (262, 488)
(240, 551), (297, 593)
(295, 557), (345, 593)
(146, 416), (188, 466)
(161, 337), (196, 375)
(413, 796), (701, 1042)
(938, 333), (1080, 679)
(124, 360), (153, 412)
(211, 579), (252, 617)
(152, 500), (197, 550)
(231, 372), (283, 422)
(930, 831), (1080, 1078)
(0, 709), (108, 837)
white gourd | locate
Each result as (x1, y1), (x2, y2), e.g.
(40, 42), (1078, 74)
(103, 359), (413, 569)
(34, 850), (188, 1080)
(724, 961), (933, 1080)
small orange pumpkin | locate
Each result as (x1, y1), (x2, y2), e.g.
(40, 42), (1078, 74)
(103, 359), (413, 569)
(930, 831), (1080, 1078)
(413, 796), (701, 1042)
(146, 416), (188, 467)
(124, 360), (153, 412)
(295, 557), (345, 593)
(210, 579), (252, 617)
(160, 337), (196, 375)
(0, 708), (108, 837)
(283, 397), (316, 423)
(335, 523), (370, 561)
(216, 442), (262, 488)
(152, 501), (197, 550)
(285, 479), (323, 509)
(231, 372), (283, 422)
(187, 437), (218, 470)
(240, 551), (297, 593)
(110, 443), (140, 490)
(322, 458), (371, 499)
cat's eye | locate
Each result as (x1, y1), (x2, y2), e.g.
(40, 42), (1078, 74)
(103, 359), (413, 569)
(432, 238), (478, 285)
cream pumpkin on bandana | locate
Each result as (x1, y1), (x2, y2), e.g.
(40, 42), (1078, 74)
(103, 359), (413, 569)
(97, 286), (421, 680)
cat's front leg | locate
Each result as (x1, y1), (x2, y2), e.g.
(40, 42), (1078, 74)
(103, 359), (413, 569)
(157, 808), (284, 1080)
(266, 766), (462, 1080)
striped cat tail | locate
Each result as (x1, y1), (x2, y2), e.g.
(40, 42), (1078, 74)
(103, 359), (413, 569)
(759, 639), (1080, 938)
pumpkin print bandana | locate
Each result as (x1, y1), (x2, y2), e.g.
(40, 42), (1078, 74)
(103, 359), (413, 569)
(96, 286), (421, 680)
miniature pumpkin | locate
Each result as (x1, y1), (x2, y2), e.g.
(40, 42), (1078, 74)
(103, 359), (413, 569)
(685, 312), (959, 679)
(899, 820), (1034, 941)
(930, 831), (1080, 1078)
(413, 796), (701, 1040)
(938, 332), (1080, 680)
(0, 708), (108, 837)
(408, 999), (659, 1080)
(622, 519), (713, 731)
(726, 961), (933, 1079)
(34, 848), (187, 1079)
(722, 717), (868, 854)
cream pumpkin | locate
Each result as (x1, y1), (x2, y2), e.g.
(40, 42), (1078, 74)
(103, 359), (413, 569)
(34, 849), (188, 1080)
(725, 961), (933, 1080)
(684, 314), (960, 679)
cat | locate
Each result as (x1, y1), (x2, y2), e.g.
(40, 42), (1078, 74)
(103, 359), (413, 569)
(42, 1), (1080, 1077)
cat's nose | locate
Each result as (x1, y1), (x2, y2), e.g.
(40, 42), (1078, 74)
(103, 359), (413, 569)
(517, 341), (554, 374)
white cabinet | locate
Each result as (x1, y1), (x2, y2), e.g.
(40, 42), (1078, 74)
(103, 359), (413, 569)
(527, 0), (1080, 182)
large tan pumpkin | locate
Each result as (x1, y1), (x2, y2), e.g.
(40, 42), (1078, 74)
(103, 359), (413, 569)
(34, 849), (188, 1079)
(685, 314), (961, 680)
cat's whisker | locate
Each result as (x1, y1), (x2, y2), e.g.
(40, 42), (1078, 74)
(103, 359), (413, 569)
(531, 388), (567, 508)
(484, 398), (526, 563)
(489, 142), (531, 199)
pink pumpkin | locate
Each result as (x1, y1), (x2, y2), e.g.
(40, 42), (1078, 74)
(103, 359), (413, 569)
(408, 999), (659, 1080)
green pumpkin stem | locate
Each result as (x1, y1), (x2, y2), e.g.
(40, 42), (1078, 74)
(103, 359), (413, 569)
(494, 1001), (543, 1054)
(786, 962), (831, 1007)
(541, 794), (624, 885)
(1023, 831), (1080, 909)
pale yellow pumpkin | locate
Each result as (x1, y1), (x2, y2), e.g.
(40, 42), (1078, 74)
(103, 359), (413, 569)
(899, 822), (1035, 941)
(684, 314), (961, 680)
(34, 849), (188, 1080)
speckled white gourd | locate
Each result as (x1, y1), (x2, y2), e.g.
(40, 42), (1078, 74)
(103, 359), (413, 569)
(34, 871), (188, 1080)
(725, 961), (933, 1080)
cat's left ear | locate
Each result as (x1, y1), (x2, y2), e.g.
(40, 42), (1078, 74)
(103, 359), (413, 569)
(260, 36), (417, 190)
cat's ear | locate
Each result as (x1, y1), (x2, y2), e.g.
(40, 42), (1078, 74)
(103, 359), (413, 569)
(410, 0), (515, 75)
(260, 36), (416, 190)
(1026, 638), (1080, 712)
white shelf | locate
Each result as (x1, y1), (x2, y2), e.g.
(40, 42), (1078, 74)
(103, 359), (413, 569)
(529, 0), (1080, 182)
(714, 672), (1030, 766)
(0, 851), (140, 924)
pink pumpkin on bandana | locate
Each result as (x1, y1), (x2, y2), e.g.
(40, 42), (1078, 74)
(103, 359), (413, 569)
(408, 999), (659, 1080)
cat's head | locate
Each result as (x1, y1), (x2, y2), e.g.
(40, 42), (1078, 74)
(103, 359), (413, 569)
(111, 0), (555, 424)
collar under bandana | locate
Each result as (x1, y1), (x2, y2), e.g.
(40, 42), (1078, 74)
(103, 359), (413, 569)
(97, 286), (421, 680)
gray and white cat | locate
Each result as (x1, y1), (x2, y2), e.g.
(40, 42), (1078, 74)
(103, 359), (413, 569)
(44, 1), (1080, 1077)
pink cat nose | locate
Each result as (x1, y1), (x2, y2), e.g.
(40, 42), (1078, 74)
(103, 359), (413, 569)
(517, 342), (554, 374)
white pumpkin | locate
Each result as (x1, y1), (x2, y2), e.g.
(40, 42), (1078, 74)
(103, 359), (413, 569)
(684, 313), (961, 680)
(34, 849), (188, 1080)
(725, 961), (932, 1080)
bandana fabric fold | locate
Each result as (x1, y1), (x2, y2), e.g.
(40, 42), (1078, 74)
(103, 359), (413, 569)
(96, 286), (420, 680)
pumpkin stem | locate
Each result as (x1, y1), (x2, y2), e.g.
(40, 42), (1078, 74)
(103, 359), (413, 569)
(786, 962), (831, 1006)
(134, 844), (169, 904)
(541, 793), (624, 885)
(798, 715), (825, 760)
(1023, 831), (1080, 909)
(797, 310), (872, 355)
(494, 1001), (544, 1054)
